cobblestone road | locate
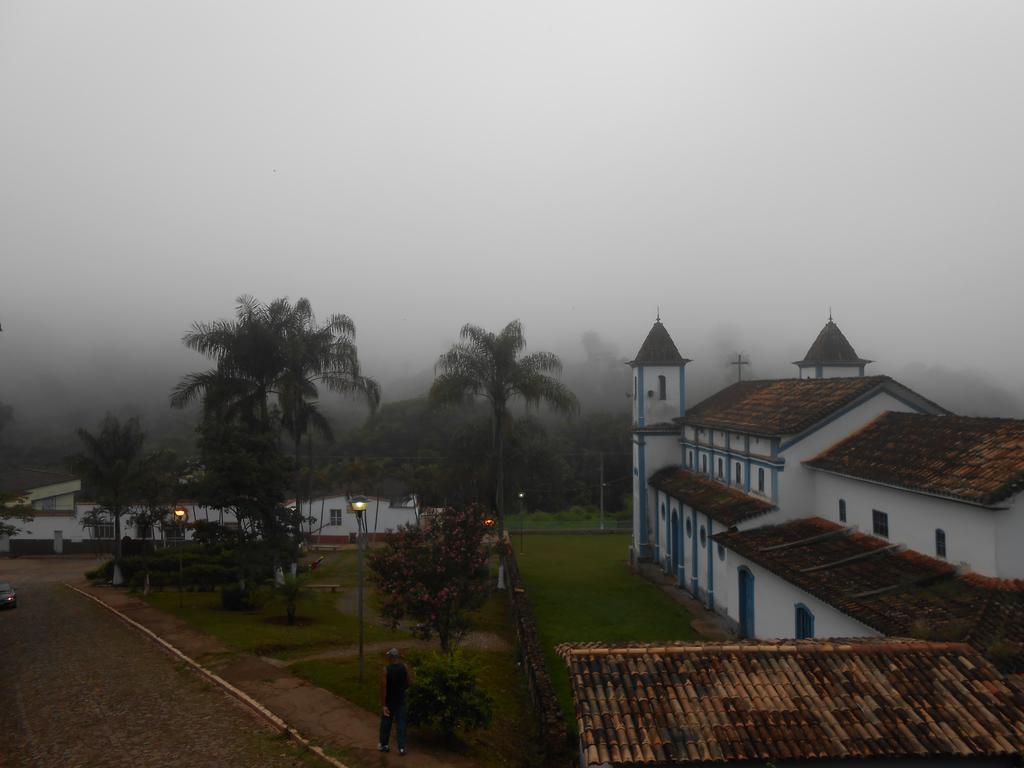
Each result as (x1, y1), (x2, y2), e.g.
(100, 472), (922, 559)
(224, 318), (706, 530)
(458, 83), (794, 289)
(0, 559), (315, 768)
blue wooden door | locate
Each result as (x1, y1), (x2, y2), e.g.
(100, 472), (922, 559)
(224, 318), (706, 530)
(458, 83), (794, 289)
(738, 567), (755, 638)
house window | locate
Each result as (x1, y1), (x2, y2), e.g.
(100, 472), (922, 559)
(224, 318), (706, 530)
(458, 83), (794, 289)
(136, 524), (152, 539)
(164, 524), (184, 541)
(795, 604), (815, 639)
(687, 451), (693, 469)
(93, 523), (114, 539)
(734, 463), (742, 484)
(838, 499), (847, 523)
(936, 529), (947, 559)
(686, 518), (692, 537)
(717, 543), (726, 562)
(757, 468), (765, 493)
(660, 503), (665, 519)
(33, 496), (56, 511)
(329, 509), (344, 526)
(872, 509), (889, 538)
(699, 525), (707, 547)
(658, 375), (667, 401)
(716, 458), (723, 479)
(701, 455), (707, 474)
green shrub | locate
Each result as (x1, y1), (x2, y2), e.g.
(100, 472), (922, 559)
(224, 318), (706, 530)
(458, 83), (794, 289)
(408, 651), (493, 742)
(220, 583), (260, 611)
(183, 563), (236, 590)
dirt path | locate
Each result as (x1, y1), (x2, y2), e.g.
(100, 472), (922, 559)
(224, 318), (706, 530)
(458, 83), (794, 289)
(77, 583), (481, 768)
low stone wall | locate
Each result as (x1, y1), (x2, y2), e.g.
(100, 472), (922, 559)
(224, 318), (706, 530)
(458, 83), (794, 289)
(502, 543), (571, 765)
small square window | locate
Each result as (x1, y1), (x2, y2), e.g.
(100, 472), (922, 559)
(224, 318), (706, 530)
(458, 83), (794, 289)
(872, 509), (889, 538)
(329, 509), (344, 526)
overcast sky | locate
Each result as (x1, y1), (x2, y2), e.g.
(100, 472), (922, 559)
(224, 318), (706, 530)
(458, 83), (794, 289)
(2, 1), (1022, 418)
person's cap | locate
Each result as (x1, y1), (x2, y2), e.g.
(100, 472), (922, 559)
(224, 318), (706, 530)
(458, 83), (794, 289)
(387, 648), (400, 657)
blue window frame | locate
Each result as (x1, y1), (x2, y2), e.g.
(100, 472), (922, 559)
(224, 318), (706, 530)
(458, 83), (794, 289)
(701, 455), (707, 474)
(757, 468), (765, 492)
(717, 458), (723, 478)
(795, 604), (815, 639)
(734, 462), (741, 484)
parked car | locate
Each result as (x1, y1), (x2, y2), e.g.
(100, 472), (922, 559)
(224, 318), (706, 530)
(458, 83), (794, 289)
(0, 582), (16, 609)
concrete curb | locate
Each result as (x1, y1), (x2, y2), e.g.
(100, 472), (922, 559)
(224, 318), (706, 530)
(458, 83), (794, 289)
(64, 583), (349, 768)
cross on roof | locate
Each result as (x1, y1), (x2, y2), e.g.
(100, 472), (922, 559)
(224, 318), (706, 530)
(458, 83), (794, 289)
(730, 353), (750, 383)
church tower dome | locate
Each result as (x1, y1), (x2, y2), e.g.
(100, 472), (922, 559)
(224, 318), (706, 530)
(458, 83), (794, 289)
(794, 314), (872, 379)
(629, 317), (690, 426)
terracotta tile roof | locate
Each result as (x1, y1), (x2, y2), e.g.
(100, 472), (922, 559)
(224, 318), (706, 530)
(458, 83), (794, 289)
(715, 518), (1024, 672)
(649, 467), (775, 526)
(0, 467), (79, 495)
(714, 518), (957, 633)
(681, 375), (941, 436)
(793, 318), (871, 366)
(560, 639), (1024, 766)
(630, 320), (690, 367)
(805, 411), (1024, 505)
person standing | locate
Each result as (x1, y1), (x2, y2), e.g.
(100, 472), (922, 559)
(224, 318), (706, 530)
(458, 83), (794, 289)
(379, 648), (410, 755)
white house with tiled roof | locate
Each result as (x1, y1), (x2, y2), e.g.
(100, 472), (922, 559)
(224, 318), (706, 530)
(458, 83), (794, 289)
(630, 317), (1024, 664)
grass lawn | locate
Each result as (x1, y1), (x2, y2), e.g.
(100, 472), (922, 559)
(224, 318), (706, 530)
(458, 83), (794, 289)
(144, 586), (404, 658)
(515, 533), (698, 723)
(292, 586), (542, 768)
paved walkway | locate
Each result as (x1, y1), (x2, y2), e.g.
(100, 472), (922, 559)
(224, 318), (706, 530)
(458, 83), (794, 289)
(0, 557), (311, 768)
(636, 562), (734, 640)
(76, 583), (479, 768)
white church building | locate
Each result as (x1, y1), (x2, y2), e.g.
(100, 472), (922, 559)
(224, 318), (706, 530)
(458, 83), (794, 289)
(631, 317), (1024, 669)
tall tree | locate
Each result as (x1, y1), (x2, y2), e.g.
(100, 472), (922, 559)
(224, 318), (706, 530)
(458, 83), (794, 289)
(72, 415), (146, 574)
(430, 320), (578, 546)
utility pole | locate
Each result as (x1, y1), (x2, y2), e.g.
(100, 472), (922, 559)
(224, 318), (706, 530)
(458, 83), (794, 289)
(599, 452), (605, 532)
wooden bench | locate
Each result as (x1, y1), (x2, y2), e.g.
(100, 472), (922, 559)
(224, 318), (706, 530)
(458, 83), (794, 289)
(307, 583), (342, 592)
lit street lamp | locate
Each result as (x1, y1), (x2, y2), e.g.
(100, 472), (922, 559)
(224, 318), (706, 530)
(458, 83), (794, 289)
(348, 495), (369, 682)
(173, 506), (188, 608)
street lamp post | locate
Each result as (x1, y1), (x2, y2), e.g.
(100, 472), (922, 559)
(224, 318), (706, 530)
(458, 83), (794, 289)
(173, 506), (188, 608)
(518, 491), (525, 554)
(348, 495), (369, 682)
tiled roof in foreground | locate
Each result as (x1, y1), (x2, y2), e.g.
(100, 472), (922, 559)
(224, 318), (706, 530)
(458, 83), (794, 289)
(715, 518), (1024, 672)
(806, 411), (1024, 505)
(649, 467), (775, 526)
(681, 375), (944, 436)
(560, 639), (1024, 766)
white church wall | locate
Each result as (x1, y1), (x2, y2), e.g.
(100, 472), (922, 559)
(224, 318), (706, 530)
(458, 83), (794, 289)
(822, 365), (862, 378)
(813, 472), (999, 576)
(778, 392), (919, 521)
(725, 553), (882, 640)
(640, 365), (683, 426)
(995, 494), (1024, 579)
(749, 435), (772, 458)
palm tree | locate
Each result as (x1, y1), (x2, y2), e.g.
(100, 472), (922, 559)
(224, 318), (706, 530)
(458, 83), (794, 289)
(171, 296), (380, 541)
(72, 415), (146, 580)
(430, 320), (578, 546)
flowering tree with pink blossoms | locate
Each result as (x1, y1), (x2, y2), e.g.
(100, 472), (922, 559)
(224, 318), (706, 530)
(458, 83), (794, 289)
(369, 504), (491, 653)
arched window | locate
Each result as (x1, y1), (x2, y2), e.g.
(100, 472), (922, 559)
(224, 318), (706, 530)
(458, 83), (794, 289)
(734, 462), (742, 484)
(701, 455), (707, 474)
(658, 375), (667, 401)
(716, 458), (723, 478)
(795, 604), (815, 639)
(687, 451), (693, 468)
(717, 543), (726, 561)
(686, 518), (692, 537)
(699, 525), (707, 547)
(660, 503), (665, 519)
(838, 499), (847, 523)
(757, 468), (765, 493)
(936, 529), (947, 559)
